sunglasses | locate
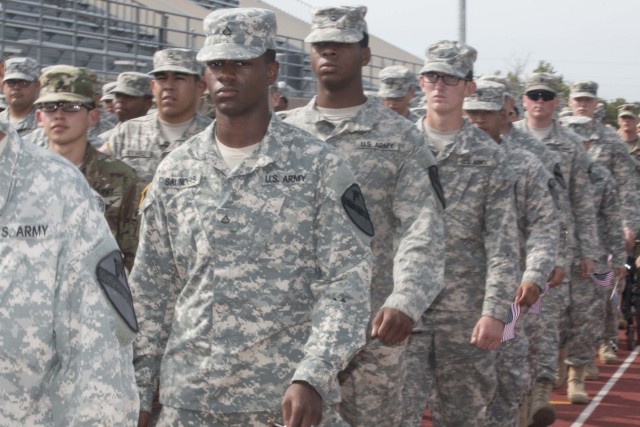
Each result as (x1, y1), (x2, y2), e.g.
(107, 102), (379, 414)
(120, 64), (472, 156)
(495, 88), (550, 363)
(4, 79), (32, 88)
(37, 102), (92, 113)
(423, 72), (468, 87)
(526, 91), (556, 102)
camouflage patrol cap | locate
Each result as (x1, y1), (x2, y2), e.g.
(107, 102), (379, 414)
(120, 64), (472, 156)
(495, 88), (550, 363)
(112, 71), (152, 97)
(3, 57), (40, 82)
(570, 80), (598, 98)
(420, 40), (477, 79)
(378, 65), (414, 98)
(197, 8), (277, 62)
(100, 81), (117, 102)
(479, 74), (515, 100)
(524, 73), (560, 94)
(305, 6), (368, 44)
(34, 65), (95, 104)
(618, 103), (639, 119)
(150, 48), (202, 76)
(463, 80), (505, 111)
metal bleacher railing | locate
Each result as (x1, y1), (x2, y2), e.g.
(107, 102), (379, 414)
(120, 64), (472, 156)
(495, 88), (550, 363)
(0, 0), (421, 98)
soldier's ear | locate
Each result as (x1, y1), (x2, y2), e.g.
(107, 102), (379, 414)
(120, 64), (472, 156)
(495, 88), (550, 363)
(266, 61), (279, 85)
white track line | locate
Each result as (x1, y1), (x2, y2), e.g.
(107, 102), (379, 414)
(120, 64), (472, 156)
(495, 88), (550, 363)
(571, 345), (640, 427)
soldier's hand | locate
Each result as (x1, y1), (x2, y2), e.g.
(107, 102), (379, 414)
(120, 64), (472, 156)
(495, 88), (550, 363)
(371, 307), (413, 345)
(137, 411), (152, 427)
(515, 281), (541, 307)
(548, 266), (565, 288)
(281, 381), (322, 427)
(470, 316), (504, 351)
(624, 227), (636, 253)
(580, 258), (594, 279)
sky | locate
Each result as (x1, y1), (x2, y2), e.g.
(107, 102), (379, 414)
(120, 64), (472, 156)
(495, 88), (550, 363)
(272, 0), (640, 102)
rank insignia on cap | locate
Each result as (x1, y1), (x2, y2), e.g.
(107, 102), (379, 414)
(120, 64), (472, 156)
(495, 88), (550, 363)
(342, 183), (374, 237)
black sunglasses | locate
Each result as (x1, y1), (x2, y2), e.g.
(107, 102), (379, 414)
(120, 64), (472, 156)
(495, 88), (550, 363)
(37, 102), (92, 113)
(526, 91), (556, 102)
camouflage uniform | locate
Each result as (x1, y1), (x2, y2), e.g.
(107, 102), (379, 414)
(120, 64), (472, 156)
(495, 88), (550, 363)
(618, 104), (640, 162)
(286, 8), (445, 427)
(132, 8), (372, 425)
(0, 57), (40, 137)
(378, 65), (417, 121)
(0, 122), (139, 425)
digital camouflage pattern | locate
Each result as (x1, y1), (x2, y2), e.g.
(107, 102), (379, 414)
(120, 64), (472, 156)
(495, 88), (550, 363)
(479, 74), (516, 99)
(35, 65), (94, 104)
(0, 107), (37, 136)
(378, 65), (414, 99)
(150, 48), (202, 76)
(570, 80), (598, 98)
(2, 56), (40, 82)
(618, 103), (639, 119)
(112, 71), (152, 97)
(100, 81), (117, 102)
(131, 116), (372, 414)
(463, 80), (505, 111)
(101, 110), (212, 185)
(305, 5), (367, 44)
(286, 96), (445, 426)
(524, 72), (561, 94)
(197, 8), (277, 62)
(419, 40), (477, 78)
(0, 123), (138, 425)
(81, 145), (140, 271)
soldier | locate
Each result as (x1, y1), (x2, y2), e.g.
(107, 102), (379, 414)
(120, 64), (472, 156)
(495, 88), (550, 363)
(377, 65), (420, 121)
(269, 80), (290, 112)
(34, 65), (140, 272)
(561, 115), (626, 402)
(131, 8), (372, 427)
(402, 40), (519, 427)
(285, 6), (445, 426)
(569, 81), (640, 253)
(0, 57), (40, 136)
(100, 81), (117, 114)
(110, 71), (153, 125)
(464, 80), (559, 427)
(0, 120), (139, 425)
(617, 103), (640, 162)
(101, 49), (211, 185)
(515, 73), (599, 427)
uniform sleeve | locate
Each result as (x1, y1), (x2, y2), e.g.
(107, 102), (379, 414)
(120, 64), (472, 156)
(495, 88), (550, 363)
(601, 175), (626, 268)
(571, 149), (600, 260)
(291, 160), (372, 402)
(51, 177), (139, 426)
(117, 170), (141, 272)
(610, 138), (640, 231)
(383, 140), (445, 322)
(481, 155), (520, 322)
(521, 162), (559, 288)
(130, 183), (184, 411)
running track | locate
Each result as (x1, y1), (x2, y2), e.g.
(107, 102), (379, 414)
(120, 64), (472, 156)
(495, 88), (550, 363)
(421, 331), (640, 426)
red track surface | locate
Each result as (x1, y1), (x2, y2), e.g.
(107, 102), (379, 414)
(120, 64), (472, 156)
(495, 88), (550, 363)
(421, 331), (640, 426)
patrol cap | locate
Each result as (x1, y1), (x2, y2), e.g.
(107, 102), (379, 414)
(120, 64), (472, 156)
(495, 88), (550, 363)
(463, 80), (505, 111)
(197, 8), (277, 62)
(305, 6), (368, 44)
(100, 81), (117, 102)
(570, 80), (598, 98)
(479, 74), (515, 100)
(378, 65), (414, 98)
(563, 115), (596, 140)
(420, 40), (477, 79)
(34, 65), (95, 104)
(3, 57), (40, 82)
(524, 73), (560, 94)
(618, 103), (639, 119)
(112, 72), (152, 97)
(150, 48), (202, 76)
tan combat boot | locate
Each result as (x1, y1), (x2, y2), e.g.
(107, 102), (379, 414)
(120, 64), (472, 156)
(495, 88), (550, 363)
(554, 347), (567, 388)
(567, 365), (589, 404)
(528, 380), (555, 427)
(599, 343), (618, 364)
(585, 362), (599, 380)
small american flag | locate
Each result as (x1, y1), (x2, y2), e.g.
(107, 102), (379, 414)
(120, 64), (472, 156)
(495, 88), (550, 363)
(591, 272), (613, 288)
(501, 302), (521, 342)
(527, 282), (550, 315)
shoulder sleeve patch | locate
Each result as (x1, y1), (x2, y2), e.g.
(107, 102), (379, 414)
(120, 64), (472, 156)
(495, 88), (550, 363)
(553, 163), (567, 189)
(96, 250), (139, 333)
(341, 183), (374, 237)
(428, 165), (446, 209)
